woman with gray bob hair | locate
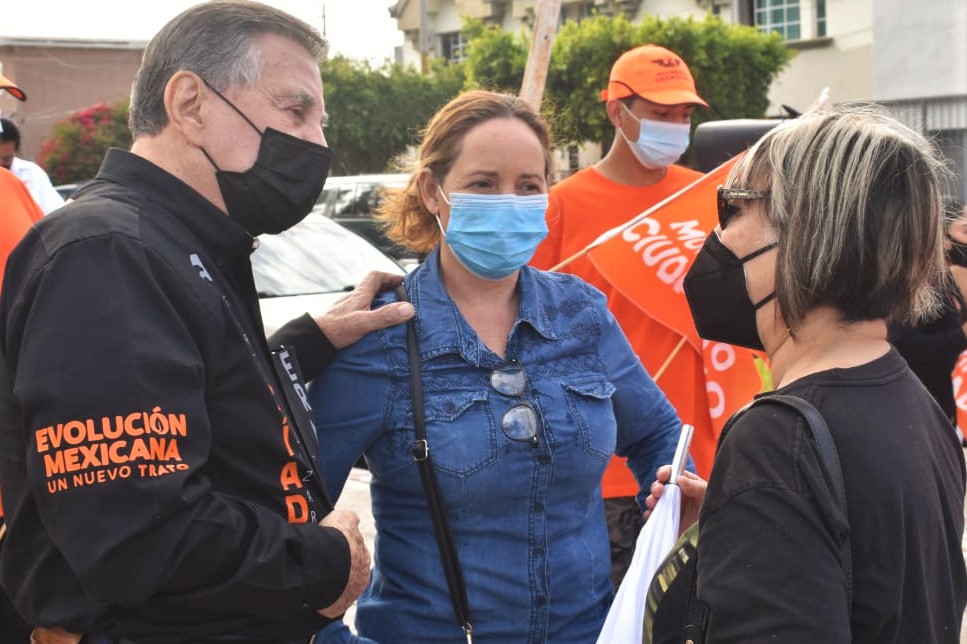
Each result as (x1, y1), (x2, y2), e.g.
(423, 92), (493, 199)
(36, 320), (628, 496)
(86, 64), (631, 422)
(656, 104), (967, 642)
(731, 104), (947, 331)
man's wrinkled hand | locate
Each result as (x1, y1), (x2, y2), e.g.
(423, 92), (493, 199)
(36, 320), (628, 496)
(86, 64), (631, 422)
(317, 509), (372, 618)
(315, 271), (414, 350)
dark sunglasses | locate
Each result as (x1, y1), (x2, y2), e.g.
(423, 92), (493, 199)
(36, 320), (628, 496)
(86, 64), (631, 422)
(717, 186), (771, 230)
(489, 361), (540, 445)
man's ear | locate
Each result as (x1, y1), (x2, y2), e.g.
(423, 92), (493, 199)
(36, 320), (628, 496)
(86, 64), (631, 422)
(417, 168), (441, 215)
(164, 71), (207, 145)
(605, 99), (625, 129)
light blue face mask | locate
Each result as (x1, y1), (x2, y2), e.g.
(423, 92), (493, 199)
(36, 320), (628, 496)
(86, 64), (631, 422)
(620, 102), (691, 170)
(437, 189), (549, 280)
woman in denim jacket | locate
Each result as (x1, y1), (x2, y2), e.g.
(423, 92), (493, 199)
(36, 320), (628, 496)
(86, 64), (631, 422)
(310, 90), (685, 643)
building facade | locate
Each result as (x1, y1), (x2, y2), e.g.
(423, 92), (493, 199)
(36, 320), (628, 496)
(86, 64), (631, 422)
(874, 0), (966, 201)
(390, 0), (965, 199)
(0, 39), (145, 162)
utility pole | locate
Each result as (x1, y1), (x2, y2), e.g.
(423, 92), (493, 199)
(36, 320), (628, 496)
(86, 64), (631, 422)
(519, 0), (563, 109)
(419, 0), (429, 74)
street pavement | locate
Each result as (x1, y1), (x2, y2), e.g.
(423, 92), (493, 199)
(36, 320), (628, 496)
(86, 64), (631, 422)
(334, 465), (967, 641)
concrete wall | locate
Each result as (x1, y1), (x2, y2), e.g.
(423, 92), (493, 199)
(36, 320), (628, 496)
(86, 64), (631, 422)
(766, 0), (873, 115)
(874, 0), (966, 101)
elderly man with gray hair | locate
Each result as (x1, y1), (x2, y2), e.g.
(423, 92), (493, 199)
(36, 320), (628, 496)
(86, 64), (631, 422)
(0, 2), (413, 642)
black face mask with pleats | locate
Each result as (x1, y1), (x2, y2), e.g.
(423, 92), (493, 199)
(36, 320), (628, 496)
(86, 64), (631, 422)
(948, 239), (967, 268)
(683, 232), (776, 351)
(201, 80), (332, 236)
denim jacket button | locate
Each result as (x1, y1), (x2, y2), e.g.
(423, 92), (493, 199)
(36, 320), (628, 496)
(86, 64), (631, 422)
(537, 454), (550, 464)
(444, 401), (456, 414)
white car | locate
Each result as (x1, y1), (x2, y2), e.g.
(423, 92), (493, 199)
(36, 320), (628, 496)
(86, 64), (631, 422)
(252, 211), (407, 337)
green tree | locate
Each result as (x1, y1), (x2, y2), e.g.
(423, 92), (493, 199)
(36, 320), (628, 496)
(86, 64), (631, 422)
(543, 13), (641, 146)
(37, 102), (131, 185)
(321, 55), (464, 175)
(545, 13), (794, 148)
(460, 18), (528, 93)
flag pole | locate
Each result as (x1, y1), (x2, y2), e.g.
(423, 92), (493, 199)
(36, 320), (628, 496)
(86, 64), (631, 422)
(519, 0), (563, 108)
(546, 157), (738, 273)
(547, 86), (832, 273)
(652, 336), (687, 383)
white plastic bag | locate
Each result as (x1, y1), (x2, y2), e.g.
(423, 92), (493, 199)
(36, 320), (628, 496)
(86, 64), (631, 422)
(595, 424), (693, 644)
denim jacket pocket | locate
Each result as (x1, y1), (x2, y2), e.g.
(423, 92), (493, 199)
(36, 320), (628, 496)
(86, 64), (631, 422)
(562, 378), (618, 462)
(419, 388), (499, 477)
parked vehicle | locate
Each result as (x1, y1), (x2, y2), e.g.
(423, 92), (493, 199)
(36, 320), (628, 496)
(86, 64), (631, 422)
(314, 173), (418, 262)
(53, 181), (91, 201)
(51, 183), (407, 336)
(253, 211), (406, 336)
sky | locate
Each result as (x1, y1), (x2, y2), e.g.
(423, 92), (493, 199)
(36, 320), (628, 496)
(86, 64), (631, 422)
(0, 0), (403, 65)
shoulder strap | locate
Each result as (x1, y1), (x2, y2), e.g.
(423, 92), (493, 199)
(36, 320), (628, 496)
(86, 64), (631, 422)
(748, 394), (852, 610)
(394, 285), (474, 643)
(679, 394), (852, 644)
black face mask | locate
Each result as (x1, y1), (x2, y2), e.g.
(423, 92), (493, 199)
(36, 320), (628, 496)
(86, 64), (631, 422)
(949, 239), (967, 268)
(683, 232), (777, 351)
(201, 81), (332, 236)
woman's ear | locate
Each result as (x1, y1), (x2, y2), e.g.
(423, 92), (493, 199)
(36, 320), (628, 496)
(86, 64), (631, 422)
(418, 168), (442, 216)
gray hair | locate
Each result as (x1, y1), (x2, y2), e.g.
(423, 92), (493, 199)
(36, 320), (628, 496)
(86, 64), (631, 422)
(729, 104), (949, 329)
(129, 0), (327, 138)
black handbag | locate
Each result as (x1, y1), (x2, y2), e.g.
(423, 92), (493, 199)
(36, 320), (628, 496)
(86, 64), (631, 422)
(396, 285), (474, 644)
(643, 394), (852, 644)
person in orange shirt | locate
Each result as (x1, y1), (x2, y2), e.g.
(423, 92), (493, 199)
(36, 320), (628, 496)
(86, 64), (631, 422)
(0, 163), (44, 284)
(530, 44), (708, 587)
(0, 74), (41, 290)
(0, 70), (41, 644)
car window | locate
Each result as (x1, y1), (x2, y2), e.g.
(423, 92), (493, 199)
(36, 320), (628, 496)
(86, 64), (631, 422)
(355, 182), (384, 214)
(251, 213), (403, 298)
(324, 183), (358, 219)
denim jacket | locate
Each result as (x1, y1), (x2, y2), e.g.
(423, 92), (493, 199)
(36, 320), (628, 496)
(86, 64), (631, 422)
(310, 249), (683, 643)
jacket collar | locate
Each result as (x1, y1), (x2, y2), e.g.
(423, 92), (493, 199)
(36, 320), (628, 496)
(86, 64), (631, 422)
(95, 148), (254, 265)
(404, 248), (557, 368)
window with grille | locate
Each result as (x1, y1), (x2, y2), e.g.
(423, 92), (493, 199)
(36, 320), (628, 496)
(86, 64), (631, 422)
(440, 31), (468, 63)
(753, 0), (801, 40)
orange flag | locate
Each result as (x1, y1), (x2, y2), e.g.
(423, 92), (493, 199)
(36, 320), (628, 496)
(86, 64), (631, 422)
(586, 157), (765, 474)
(952, 351), (967, 438)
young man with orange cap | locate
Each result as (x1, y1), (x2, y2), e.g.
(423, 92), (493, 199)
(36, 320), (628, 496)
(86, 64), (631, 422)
(530, 43), (708, 587)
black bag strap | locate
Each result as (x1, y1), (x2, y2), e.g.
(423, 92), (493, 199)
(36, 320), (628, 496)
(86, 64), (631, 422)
(755, 394), (852, 607)
(680, 393), (852, 644)
(395, 285), (474, 643)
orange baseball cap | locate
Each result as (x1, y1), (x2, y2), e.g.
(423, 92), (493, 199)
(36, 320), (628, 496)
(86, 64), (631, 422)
(0, 72), (26, 101)
(600, 44), (707, 107)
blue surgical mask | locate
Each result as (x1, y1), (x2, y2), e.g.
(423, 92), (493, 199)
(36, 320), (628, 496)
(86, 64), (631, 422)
(619, 102), (691, 170)
(437, 189), (549, 280)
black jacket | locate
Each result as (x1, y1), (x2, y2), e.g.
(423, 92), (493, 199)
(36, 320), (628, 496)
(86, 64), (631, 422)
(888, 273), (967, 422)
(0, 149), (346, 643)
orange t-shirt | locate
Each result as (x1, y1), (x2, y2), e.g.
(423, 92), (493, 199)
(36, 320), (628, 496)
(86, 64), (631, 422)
(0, 168), (43, 517)
(0, 167), (43, 286)
(531, 164), (708, 497)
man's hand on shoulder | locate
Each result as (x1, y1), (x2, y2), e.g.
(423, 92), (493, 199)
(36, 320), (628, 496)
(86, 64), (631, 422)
(317, 509), (372, 618)
(315, 271), (414, 350)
